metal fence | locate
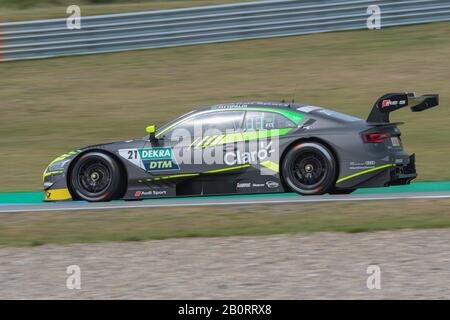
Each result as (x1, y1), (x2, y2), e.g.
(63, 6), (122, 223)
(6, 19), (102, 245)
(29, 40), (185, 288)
(1, 0), (450, 62)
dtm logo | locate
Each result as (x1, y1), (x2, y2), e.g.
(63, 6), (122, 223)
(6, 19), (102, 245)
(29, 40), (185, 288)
(140, 147), (180, 171)
(224, 141), (275, 166)
(120, 147), (180, 172)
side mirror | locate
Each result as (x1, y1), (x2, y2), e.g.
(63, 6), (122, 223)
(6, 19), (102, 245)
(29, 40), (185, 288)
(146, 125), (156, 134)
(146, 125), (158, 145)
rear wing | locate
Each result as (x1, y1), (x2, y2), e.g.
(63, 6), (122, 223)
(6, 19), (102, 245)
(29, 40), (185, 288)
(367, 92), (439, 123)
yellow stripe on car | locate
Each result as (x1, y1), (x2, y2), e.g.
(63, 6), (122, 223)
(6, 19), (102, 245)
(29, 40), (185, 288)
(189, 137), (202, 148)
(42, 170), (64, 181)
(44, 188), (72, 201)
(201, 135), (218, 148)
(260, 161), (279, 173)
(209, 134), (225, 147)
(203, 164), (251, 174)
(336, 164), (395, 184)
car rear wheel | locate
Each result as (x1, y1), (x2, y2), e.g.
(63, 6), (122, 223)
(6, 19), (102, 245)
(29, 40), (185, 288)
(281, 142), (336, 195)
(70, 152), (124, 202)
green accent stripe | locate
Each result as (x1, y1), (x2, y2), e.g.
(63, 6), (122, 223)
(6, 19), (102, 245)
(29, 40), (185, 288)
(260, 161), (279, 173)
(189, 137), (202, 148)
(209, 107), (305, 125)
(204, 164), (251, 174)
(192, 128), (293, 149)
(202, 135), (217, 147)
(1, 181), (450, 204)
(336, 164), (395, 184)
(208, 134), (225, 147)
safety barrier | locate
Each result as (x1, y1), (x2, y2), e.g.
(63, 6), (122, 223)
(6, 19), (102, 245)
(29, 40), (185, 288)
(1, 0), (449, 61)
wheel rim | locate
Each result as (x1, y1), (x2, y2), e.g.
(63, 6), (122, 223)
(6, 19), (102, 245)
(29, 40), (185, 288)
(291, 150), (328, 189)
(77, 159), (112, 195)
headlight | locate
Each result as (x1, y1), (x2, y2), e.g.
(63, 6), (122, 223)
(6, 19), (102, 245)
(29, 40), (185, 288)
(47, 159), (71, 172)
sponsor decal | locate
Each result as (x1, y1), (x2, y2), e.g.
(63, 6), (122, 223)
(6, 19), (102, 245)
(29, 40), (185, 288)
(224, 141), (275, 166)
(237, 181), (279, 189)
(266, 181), (279, 188)
(252, 183), (265, 188)
(349, 160), (376, 170)
(381, 99), (391, 108)
(213, 104), (248, 109)
(381, 99), (406, 109)
(237, 182), (251, 188)
(140, 147), (179, 171)
(135, 190), (168, 197)
(152, 190), (167, 196)
(391, 137), (401, 147)
(119, 147), (180, 172)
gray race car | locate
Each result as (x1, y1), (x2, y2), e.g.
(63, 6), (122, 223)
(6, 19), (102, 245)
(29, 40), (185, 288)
(43, 92), (438, 202)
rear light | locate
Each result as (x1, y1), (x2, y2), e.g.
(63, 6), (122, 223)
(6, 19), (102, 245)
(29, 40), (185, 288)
(362, 132), (391, 143)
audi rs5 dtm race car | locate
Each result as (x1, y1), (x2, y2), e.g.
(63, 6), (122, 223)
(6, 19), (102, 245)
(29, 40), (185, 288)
(43, 92), (438, 202)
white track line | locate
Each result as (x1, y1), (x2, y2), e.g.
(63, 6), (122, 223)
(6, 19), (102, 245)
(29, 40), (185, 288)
(0, 192), (449, 213)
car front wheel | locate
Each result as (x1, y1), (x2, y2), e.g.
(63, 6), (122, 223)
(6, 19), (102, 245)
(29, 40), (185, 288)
(70, 152), (124, 202)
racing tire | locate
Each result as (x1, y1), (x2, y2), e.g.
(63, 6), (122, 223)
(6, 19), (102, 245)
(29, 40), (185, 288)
(69, 152), (124, 202)
(329, 188), (356, 195)
(281, 142), (337, 195)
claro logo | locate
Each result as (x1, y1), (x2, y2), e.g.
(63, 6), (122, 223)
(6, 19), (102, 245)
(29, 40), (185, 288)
(224, 141), (275, 166)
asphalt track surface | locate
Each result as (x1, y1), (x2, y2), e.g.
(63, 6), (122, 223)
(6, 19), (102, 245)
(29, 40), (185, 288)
(0, 182), (449, 213)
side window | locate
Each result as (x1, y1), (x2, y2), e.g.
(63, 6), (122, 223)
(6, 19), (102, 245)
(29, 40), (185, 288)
(243, 111), (296, 131)
(197, 111), (244, 133)
(165, 111), (244, 140)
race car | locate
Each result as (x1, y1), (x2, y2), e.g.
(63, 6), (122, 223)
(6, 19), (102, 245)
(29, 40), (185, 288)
(43, 92), (438, 202)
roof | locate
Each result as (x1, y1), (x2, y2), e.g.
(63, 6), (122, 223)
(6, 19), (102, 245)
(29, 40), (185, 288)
(208, 102), (294, 110)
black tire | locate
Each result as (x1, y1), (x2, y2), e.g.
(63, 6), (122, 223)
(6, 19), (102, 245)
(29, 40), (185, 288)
(329, 188), (356, 195)
(69, 152), (124, 202)
(281, 142), (336, 195)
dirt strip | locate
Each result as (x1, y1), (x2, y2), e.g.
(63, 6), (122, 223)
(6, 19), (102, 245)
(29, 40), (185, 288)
(1, 229), (450, 299)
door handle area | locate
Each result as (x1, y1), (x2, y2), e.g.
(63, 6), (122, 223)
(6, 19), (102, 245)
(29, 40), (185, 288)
(223, 144), (238, 151)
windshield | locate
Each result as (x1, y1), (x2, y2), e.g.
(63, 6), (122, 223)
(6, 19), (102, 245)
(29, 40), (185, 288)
(155, 110), (198, 137)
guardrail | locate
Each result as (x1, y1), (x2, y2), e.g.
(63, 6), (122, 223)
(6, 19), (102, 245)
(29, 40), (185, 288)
(1, 0), (450, 61)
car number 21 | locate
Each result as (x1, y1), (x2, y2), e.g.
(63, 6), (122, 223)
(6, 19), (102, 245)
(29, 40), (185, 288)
(128, 150), (138, 159)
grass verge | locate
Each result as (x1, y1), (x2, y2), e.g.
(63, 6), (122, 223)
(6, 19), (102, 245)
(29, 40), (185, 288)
(0, 199), (450, 247)
(1, 22), (450, 192)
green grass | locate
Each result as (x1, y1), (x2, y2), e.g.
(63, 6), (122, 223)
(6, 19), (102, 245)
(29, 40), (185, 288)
(1, 22), (450, 192)
(0, 0), (243, 22)
(1, 199), (450, 246)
